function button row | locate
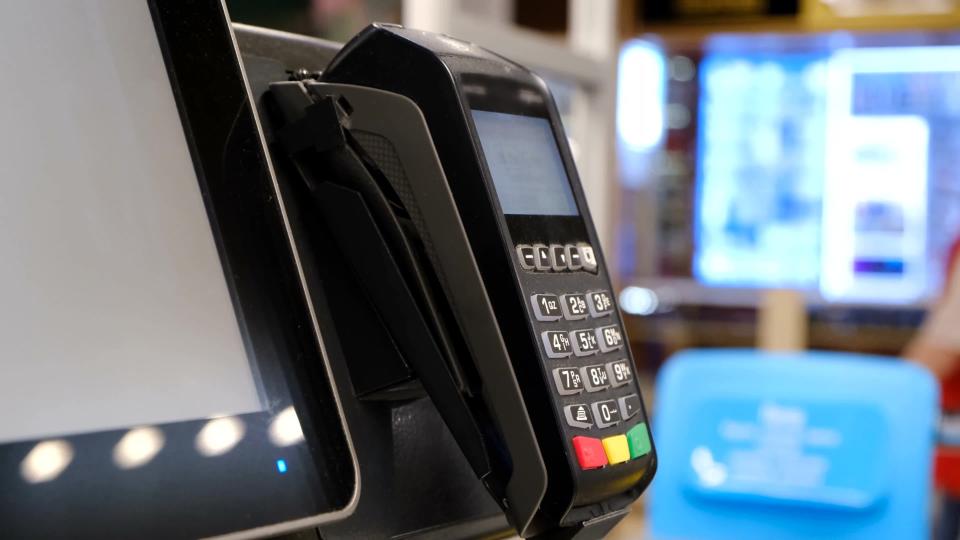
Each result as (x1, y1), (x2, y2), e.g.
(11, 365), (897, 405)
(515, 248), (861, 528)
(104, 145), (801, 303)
(516, 243), (598, 273)
(552, 360), (634, 395)
(572, 422), (652, 470)
(563, 394), (642, 430)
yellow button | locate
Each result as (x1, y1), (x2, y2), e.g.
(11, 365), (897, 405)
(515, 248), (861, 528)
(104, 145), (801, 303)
(601, 434), (630, 465)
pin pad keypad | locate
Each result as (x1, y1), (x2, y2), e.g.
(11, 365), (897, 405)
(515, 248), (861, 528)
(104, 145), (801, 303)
(517, 242), (651, 471)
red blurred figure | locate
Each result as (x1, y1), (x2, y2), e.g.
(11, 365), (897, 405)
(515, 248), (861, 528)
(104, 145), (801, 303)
(906, 238), (960, 540)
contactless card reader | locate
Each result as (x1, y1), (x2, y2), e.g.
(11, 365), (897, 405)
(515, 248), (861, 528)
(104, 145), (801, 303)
(268, 23), (655, 539)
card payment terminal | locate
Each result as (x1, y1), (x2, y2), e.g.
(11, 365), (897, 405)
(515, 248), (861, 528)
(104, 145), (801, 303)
(268, 23), (655, 539)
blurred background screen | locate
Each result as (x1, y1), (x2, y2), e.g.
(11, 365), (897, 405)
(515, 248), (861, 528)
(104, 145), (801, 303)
(619, 31), (960, 307)
(0, 1), (263, 445)
(694, 46), (827, 290)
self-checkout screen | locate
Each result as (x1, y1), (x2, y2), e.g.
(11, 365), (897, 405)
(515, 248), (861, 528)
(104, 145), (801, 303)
(0, 2), (262, 444)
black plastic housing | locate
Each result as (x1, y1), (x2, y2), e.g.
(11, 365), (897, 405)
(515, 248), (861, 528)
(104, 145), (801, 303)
(319, 24), (657, 538)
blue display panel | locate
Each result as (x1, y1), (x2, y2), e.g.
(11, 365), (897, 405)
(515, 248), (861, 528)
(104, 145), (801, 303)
(694, 52), (828, 288)
(691, 41), (960, 303)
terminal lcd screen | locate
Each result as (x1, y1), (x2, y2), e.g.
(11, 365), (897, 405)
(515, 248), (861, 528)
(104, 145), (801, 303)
(472, 110), (579, 216)
(0, 2), (262, 443)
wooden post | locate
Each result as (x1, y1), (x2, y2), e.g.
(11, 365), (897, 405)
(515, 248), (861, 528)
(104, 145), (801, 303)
(757, 289), (808, 352)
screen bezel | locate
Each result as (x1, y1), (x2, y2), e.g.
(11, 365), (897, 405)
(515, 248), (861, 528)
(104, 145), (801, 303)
(463, 73), (589, 245)
(0, 1), (357, 537)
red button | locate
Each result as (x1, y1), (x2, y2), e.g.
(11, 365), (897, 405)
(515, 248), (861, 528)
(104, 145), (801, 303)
(572, 436), (608, 470)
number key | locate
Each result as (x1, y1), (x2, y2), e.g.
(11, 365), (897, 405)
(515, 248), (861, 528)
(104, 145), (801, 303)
(561, 293), (589, 320)
(596, 324), (624, 352)
(571, 329), (600, 356)
(553, 367), (584, 395)
(592, 399), (621, 428)
(541, 331), (572, 358)
(580, 364), (610, 392)
(587, 291), (614, 317)
(531, 294), (562, 321)
(606, 359), (633, 388)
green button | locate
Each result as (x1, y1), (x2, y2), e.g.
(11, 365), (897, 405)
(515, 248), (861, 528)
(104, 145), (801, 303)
(626, 422), (651, 459)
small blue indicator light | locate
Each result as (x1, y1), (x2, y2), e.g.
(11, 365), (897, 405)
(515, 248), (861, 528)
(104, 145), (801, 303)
(276, 459), (288, 474)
